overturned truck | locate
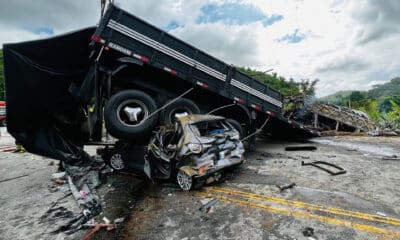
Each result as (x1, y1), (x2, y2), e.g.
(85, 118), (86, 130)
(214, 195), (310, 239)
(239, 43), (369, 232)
(3, 4), (313, 168)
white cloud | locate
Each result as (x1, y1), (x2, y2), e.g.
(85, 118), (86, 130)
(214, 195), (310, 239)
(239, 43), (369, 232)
(1, 0), (399, 97)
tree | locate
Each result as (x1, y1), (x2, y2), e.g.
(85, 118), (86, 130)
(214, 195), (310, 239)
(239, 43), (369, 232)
(357, 99), (381, 122)
(299, 78), (319, 97)
(387, 100), (400, 127)
(237, 67), (301, 96)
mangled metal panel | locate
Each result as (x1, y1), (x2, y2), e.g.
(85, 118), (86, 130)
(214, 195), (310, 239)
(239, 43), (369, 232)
(3, 27), (96, 162)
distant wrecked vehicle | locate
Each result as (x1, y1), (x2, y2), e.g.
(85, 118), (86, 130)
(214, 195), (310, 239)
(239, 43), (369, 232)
(103, 115), (245, 190)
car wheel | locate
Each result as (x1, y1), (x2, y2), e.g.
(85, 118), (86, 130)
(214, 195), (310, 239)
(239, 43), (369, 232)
(160, 98), (200, 126)
(104, 150), (126, 171)
(226, 119), (244, 138)
(176, 170), (194, 191)
(104, 90), (158, 140)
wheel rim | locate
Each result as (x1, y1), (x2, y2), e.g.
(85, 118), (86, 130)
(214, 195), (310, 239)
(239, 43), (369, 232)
(169, 108), (190, 123)
(110, 153), (125, 170)
(117, 99), (149, 127)
(177, 170), (193, 191)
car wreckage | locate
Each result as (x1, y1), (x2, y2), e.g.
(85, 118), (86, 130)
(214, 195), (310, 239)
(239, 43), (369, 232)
(104, 115), (245, 190)
(2, 3), (315, 195)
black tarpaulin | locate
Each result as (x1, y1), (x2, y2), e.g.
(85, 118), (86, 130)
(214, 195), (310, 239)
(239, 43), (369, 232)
(3, 27), (96, 162)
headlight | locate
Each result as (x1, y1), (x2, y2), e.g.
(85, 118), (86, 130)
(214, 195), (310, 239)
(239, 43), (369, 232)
(188, 143), (202, 153)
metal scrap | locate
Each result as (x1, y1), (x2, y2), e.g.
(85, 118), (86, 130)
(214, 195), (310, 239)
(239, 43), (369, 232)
(301, 161), (346, 175)
(146, 115), (245, 190)
(276, 183), (296, 192)
(382, 156), (399, 161)
(285, 146), (317, 151)
(199, 198), (219, 214)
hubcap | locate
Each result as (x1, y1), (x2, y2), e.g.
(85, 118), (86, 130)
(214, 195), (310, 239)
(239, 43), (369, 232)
(170, 108), (190, 123)
(110, 153), (125, 170)
(117, 100), (149, 127)
(124, 107), (142, 122)
(177, 170), (193, 191)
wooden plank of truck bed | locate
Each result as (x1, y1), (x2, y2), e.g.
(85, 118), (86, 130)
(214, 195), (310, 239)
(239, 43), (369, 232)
(91, 4), (283, 115)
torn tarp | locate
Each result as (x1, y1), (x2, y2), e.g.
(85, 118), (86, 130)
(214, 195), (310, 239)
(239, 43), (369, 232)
(3, 27), (96, 163)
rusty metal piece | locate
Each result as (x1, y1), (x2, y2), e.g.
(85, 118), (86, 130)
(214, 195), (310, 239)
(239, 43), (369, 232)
(276, 183), (296, 192)
(301, 161), (346, 175)
(82, 223), (115, 240)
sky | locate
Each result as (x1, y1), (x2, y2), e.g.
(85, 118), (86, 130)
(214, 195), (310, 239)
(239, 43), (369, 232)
(1, 0), (399, 97)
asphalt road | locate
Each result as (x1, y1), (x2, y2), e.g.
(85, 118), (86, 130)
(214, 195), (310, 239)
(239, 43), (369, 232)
(1, 127), (400, 240)
(124, 136), (400, 240)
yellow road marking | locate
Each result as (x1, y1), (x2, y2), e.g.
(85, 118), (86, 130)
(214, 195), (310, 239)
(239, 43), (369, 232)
(196, 191), (400, 238)
(206, 186), (400, 227)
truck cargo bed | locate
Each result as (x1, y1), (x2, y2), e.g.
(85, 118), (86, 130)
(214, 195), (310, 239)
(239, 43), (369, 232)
(92, 4), (283, 114)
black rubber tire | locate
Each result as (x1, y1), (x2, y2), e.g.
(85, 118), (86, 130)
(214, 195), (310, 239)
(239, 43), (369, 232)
(160, 98), (200, 126)
(226, 119), (244, 138)
(104, 90), (158, 140)
(226, 118), (252, 152)
(103, 148), (126, 172)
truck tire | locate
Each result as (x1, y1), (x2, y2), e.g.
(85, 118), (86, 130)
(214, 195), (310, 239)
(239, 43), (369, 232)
(104, 90), (158, 140)
(227, 118), (252, 152)
(160, 98), (200, 126)
(226, 119), (244, 138)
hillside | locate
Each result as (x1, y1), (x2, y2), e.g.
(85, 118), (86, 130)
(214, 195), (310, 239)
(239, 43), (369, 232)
(368, 77), (400, 99)
(322, 77), (400, 105)
(319, 77), (400, 124)
(320, 90), (353, 104)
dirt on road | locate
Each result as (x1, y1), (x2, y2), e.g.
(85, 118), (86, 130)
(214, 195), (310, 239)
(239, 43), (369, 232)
(123, 136), (400, 240)
(1, 131), (400, 240)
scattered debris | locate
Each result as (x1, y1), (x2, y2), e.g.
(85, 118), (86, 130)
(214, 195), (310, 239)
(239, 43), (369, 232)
(302, 227), (314, 237)
(51, 172), (66, 181)
(301, 161), (346, 175)
(276, 183), (296, 192)
(0, 144), (17, 152)
(0, 174), (29, 183)
(259, 152), (274, 158)
(320, 131), (367, 137)
(382, 156), (399, 161)
(376, 212), (387, 217)
(285, 146), (317, 151)
(199, 198), (219, 214)
(199, 198), (219, 221)
(307, 102), (376, 132)
(346, 149), (358, 152)
(368, 130), (398, 137)
(82, 219), (116, 240)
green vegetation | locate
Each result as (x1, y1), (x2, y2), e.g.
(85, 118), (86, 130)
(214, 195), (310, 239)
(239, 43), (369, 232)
(238, 67), (319, 97)
(322, 78), (400, 125)
(387, 100), (400, 127)
(321, 90), (353, 104)
(0, 49), (3, 100)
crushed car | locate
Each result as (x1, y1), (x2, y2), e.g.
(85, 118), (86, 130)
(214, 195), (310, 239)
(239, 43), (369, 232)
(103, 114), (245, 190)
